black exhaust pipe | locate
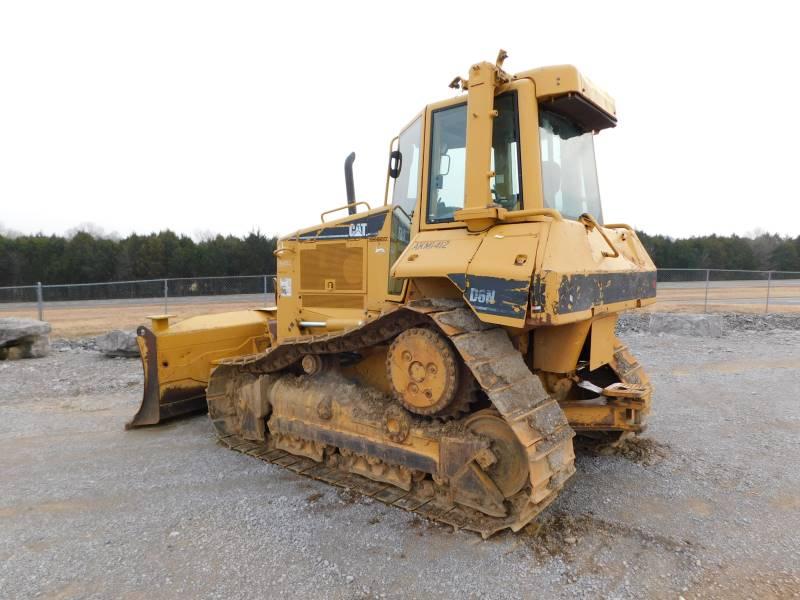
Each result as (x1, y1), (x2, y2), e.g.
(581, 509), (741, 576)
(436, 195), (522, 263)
(344, 152), (356, 214)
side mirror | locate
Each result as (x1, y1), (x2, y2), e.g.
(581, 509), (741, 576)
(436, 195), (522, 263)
(389, 150), (402, 179)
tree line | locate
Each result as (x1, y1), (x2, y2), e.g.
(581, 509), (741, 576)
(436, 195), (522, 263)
(0, 230), (278, 286)
(0, 228), (798, 287)
(637, 232), (800, 273)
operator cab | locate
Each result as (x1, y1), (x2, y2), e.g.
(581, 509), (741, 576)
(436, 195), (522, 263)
(389, 64), (615, 231)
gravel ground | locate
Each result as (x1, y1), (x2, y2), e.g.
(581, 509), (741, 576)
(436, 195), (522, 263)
(2, 314), (799, 599)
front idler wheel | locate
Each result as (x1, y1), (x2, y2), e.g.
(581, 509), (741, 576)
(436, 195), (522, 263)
(465, 410), (529, 498)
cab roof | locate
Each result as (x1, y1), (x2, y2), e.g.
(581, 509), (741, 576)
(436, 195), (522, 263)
(515, 64), (617, 132)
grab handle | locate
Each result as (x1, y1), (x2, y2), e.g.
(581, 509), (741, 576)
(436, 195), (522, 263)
(501, 208), (563, 221)
(579, 213), (620, 259)
(320, 201), (372, 222)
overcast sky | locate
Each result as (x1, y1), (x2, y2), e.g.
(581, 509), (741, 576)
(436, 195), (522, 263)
(1, 1), (798, 240)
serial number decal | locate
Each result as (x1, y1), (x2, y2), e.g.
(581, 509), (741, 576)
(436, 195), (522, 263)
(468, 287), (496, 305)
(412, 240), (450, 250)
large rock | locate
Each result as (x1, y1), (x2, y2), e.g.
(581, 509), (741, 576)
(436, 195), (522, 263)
(648, 313), (724, 337)
(95, 330), (140, 358)
(0, 317), (52, 359)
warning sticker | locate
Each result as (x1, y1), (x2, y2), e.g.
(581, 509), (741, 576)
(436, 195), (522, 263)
(279, 277), (292, 297)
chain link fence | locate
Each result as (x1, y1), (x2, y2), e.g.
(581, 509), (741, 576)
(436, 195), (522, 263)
(656, 269), (800, 312)
(1, 269), (799, 321)
(0, 275), (276, 320)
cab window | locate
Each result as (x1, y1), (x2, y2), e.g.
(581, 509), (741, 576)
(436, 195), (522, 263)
(426, 104), (466, 223)
(387, 207), (411, 295)
(426, 93), (521, 224)
(391, 116), (422, 217)
(539, 109), (603, 222)
(490, 93), (522, 211)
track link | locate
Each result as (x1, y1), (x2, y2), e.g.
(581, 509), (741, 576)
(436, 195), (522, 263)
(208, 299), (576, 538)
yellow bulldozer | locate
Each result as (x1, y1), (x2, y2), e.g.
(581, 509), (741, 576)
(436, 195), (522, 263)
(127, 52), (656, 537)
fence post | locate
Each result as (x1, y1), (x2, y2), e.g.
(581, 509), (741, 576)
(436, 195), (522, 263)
(263, 275), (268, 304)
(36, 281), (44, 321)
(765, 271), (772, 314)
(163, 279), (168, 313)
(703, 269), (710, 313)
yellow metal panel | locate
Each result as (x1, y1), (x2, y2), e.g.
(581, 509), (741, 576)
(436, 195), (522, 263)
(589, 314), (617, 371)
(154, 311), (270, 386)
(464, 62), (498, 211)
(301, 294), (364, 309)
(393, 229), (482, 279)
(276, 238), (299, 340)
(462, 222), (543, 325)
(528, 219), (657, 325)
(515, 79), (543, 212)
(164, 310), (269, 333)
(533, 320), (591, 373)
(560, 404), (638, 431)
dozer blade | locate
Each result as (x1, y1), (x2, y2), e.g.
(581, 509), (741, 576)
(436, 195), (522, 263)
(125, 326), (206, 428)
(126, 310), (274, 429)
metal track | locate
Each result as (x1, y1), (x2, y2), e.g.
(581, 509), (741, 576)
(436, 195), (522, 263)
(210, 299), (576, 538)
(216, 432), (561, 538)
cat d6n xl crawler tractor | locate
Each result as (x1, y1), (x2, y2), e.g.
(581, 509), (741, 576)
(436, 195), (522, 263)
(127, 52), (656, 537)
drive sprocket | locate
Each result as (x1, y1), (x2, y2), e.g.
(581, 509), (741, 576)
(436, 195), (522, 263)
(386, 327), (460, 416)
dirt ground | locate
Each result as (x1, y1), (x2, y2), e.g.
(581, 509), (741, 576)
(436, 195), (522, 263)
(0, 300), (259, 338)
(1, 317), (799, 599)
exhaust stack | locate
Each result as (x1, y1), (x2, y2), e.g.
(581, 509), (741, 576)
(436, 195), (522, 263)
(344, 152), (356, 214)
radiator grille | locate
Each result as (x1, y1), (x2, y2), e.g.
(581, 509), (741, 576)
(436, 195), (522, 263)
(301, 294), (364, 309)
(300, 243), (363, 291)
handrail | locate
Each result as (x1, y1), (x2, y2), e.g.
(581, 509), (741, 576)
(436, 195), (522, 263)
(604, 223), (634, 232)
(273, 248), (295, 257)
(501, 208), (563, 221)
(579, 213), (620, 258)
(320, 201), (372, 223)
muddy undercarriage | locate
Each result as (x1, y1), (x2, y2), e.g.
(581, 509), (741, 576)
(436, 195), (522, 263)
(202, 300), (647, 537)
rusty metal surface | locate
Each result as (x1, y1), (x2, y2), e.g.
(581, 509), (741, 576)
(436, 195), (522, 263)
(531, 271), (658, 317)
